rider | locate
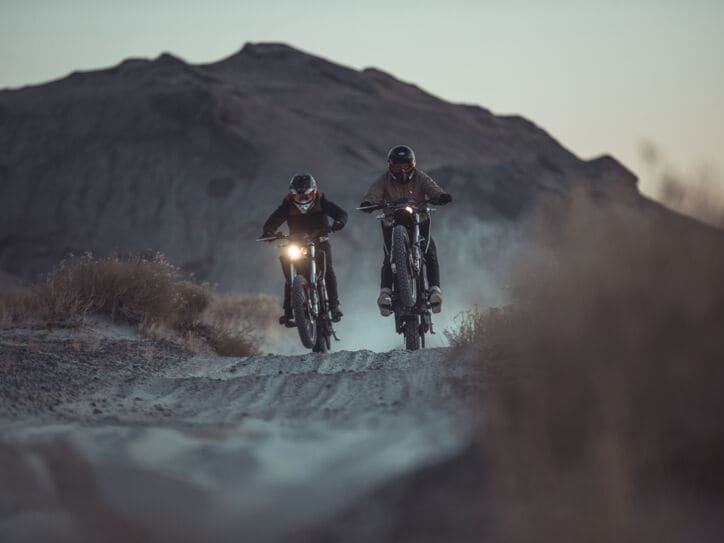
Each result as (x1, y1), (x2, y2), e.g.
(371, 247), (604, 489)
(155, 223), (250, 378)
(359, 145), (452, 316)
(261, 173), (347, 326)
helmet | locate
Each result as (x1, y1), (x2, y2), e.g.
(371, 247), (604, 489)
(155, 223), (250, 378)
(288, 173), (319, 213)
(387, 145), (416, 183)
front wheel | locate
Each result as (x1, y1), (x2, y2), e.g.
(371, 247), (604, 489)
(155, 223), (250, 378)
(292, 275), (317, 349)
(403, 318), (420, 351)
(392, 225), (417, 308)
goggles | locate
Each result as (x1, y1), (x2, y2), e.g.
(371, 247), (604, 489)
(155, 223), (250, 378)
(388, 161), (415, 174)
(291, 188), (317, 203)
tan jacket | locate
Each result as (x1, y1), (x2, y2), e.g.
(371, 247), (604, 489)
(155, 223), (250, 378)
(362, 169), (444, 223)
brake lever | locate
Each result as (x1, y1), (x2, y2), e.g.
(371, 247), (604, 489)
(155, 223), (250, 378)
(256, 232), (285, 243)
(356, 205), (383, 212)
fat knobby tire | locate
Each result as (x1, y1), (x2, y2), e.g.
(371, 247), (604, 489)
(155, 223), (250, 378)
(392, 225), (417, 308)
(292, 275), (317, 349)
(403, 318), (420, 350)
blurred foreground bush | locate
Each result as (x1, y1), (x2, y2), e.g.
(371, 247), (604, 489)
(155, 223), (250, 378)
(454, 194), (724, 541)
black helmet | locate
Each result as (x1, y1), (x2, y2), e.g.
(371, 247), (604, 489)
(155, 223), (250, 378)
(387, 145), (416, 183)
(288, 173), (319, 214)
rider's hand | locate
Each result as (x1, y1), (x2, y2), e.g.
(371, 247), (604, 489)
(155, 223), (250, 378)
(431, 193), (452, 205)
(359, 201), (375, 213)
(330, 220), (344, 232)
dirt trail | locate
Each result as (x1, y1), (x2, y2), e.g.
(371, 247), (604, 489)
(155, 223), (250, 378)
(0, 328), (480, 543)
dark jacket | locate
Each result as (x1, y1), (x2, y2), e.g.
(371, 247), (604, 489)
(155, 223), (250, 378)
(263, 193), (348, 236)
(362, 168), (444, 205)
(361, 168), (445, 224)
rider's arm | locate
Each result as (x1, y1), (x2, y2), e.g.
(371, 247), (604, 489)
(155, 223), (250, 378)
(321, 196), (348, 228)
(419, 171), (445, 201)
(261, 198), (290, 235)
(361, 175), (386, 205)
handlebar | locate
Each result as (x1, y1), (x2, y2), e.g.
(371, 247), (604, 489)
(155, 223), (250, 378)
(356, 199), (436, 213)
(256, 227), (332, 243)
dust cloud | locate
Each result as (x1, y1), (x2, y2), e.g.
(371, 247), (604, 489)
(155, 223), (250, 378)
(330, 215), (518, 352)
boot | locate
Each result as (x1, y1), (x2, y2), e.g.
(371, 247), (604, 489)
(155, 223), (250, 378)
(326, 271), (342, 323)
(279, 311), (295, 327)
(330, 300), (343, 323)
(377, 288), (393, 317)
(429, 286), (443, 314)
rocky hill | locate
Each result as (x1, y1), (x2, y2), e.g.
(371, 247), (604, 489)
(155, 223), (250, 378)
(0, 43), (636, 287)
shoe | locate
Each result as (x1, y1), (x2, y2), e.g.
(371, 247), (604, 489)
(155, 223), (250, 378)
(377, 288), (393, 317)
(330, 303), (343, 323)
(429, 286), (443, 314)
(279, 313), (295, 328)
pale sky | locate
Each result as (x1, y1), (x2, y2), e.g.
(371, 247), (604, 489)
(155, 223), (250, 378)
(2, 0), (722, 196)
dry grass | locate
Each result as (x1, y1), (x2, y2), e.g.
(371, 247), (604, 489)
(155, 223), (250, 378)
(444, 306), (517, 361)
(0, 254), (280, 357)
(456, 193), (724, 541)
(640, 140), (724, 228)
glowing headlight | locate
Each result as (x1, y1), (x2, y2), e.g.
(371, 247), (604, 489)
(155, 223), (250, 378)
(287, 244), (304, 260)
(405, 206), (414, 214)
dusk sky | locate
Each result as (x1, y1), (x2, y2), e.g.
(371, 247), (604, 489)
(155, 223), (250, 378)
(2, 0), (722, 198)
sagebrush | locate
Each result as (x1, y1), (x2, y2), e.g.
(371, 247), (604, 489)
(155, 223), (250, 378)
(0, 254), (279, 357)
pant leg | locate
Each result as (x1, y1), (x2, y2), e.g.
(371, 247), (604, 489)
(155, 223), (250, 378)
(319, 243), (340, 305)
(380, 223), (393, 289)
(279, 255), (292, 313)
(421, 221), (440, 288)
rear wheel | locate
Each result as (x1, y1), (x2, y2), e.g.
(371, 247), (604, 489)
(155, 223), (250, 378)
(292, 275), (317, 349)
(392, 225), (417, 308)
(403, 318), (420, 351)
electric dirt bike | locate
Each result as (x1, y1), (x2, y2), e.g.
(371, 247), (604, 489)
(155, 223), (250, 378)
(257, 229), (338, 353)
(358, 200), (439, 350)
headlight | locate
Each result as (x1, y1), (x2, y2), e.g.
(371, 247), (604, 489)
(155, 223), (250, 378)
(287, 244), (304, 260)
(405, 206), (414, 214)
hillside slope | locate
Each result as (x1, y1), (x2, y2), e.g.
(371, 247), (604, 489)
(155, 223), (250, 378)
(0, 43), (636, 289)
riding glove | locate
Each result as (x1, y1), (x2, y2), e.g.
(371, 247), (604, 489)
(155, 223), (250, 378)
(432, 193), (452, 205)
(359, 201), (375, 213)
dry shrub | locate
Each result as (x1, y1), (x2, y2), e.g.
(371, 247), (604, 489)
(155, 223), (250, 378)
(201, 294), (280, 351)
(640, 140), (724, 228)
(0, 254), (279, 357)
(445, 306), (517, 360)
(483, 193), (724, 542)
(0, 253), (195, 326)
